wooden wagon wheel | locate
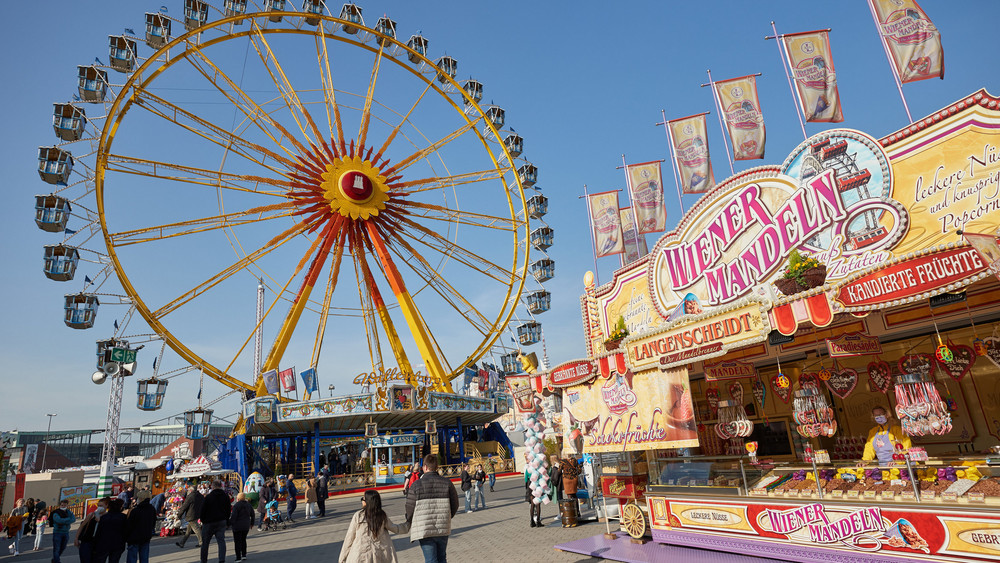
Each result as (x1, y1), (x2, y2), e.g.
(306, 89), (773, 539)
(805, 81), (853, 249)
(621, 501), (647, 539)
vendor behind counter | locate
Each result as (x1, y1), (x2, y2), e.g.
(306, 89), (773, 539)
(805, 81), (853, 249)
(861, 405), (912, 465)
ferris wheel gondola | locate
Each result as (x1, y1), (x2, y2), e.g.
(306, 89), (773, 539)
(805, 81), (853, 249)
(36, 3), (554, 402)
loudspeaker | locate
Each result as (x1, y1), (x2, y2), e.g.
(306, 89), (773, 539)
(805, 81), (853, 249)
(92, 371), (107, 384)
(103, 362), (121, 376)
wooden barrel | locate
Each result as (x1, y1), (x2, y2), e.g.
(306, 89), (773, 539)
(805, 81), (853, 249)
(559, 499), (579, 527)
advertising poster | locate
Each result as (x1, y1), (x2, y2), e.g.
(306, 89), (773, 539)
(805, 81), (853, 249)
(781, 30), (844, 122)
(715, 74), (766, 160)
(563, 367), (698, 453)
(620, 207), (647, 265)
(626, 161), (667, 233)
(588, 190), (625, 257)
(669, 113), (715, 194)
(870, 0), (944, 83)
(60, 484), (98, 506)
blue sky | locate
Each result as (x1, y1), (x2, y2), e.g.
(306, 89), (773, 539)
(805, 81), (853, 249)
(2, 1), (997, 432)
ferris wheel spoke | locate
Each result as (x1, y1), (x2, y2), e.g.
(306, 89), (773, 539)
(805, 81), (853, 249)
(220, 255), (308, 377)
(350, 235), (386, 373)
(390, 214), (516, 284)
(357, 44), (385, 150)
(310, 231), (347, 368)
(315, 28), (346, 152)
(400, 201), (519, 232)
(393, 167), (507, 195)
(131, 88), (299, 174)
(184, 45), (303, 160)
(378, 227), (493, 336)
(385, 117), (484, 176)
(108, 202), (297, 248)
(354, 228), (416, 379)
(103, 154), (292, 196)
(248, 20), (326, 148)
(260, 218), (342, 376)
(152, 220), (312, 320)
(373, 80), (433, 164)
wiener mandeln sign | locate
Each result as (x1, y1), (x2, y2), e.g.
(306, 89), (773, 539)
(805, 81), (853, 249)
(834, 246), (988, 310)
(624, 300), (770, 372)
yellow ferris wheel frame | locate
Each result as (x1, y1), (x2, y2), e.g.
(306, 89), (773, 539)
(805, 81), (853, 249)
(94, 11), (531, 394)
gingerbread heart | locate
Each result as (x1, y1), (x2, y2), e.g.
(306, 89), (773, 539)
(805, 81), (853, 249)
(706, 387), (720, 419)
(772, 375), (791, 403)
(728, 381), (744, 405)
(867, 361), (892, 394)
(825, 368), (859, 399)
(799, 372), (819, 387)
(984, 337), (1000, 370)
(899, 354), (936, 380)
(752, 380), (766, 407)
(936, 345), (976, 381)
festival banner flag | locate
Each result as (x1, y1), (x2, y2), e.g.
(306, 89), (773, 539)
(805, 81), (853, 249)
(278, 367), (296, 392)
(668, 114), (715, 194)
(261, 369), (279, 395)
(870, 0), (944, 83)
(300, 367), (319, 394)
(626, 161), (667, 233)
(620, 207), (648, 264)
(588, 190), (625, 257)
(714, 75), (766, 160)
(781, 30), (844, 122)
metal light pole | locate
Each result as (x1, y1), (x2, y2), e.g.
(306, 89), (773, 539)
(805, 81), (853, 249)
(41, 413), (57, 472)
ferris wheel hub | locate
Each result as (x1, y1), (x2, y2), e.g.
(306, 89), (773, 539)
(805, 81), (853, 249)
(319, 156), (391, 220)
(339, 170), (374, 202)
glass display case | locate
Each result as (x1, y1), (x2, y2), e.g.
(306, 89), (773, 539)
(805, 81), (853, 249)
(647, 454), (1000, 506)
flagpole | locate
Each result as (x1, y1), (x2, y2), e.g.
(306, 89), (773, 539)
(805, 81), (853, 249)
(701, 70), (735, 176)
(579, 184), (601, 286)
(866, 0), (914, 124)
(656, 110), (686, 216)
(766, 22), (808, 140)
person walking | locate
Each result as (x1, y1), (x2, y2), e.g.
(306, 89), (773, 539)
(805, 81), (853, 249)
(486, 456), (497, 492)
(124, 492), (156, 563)
(199, 480), (232, 563)
(93, 498), (127, 563)
(5, 499), (26, 556)
(339, 490), (408, 563)
(317, 471), (329, 517)
(230, 493), (254, 562)
(50, 499), (75, 563)
(405, 454), (458, 563)
(175, 484), (204, 548)
(305, 478), (318, 519)
(472, 464), (487, 511)
(286, 474), (299, 523)
(32, 503), (48, 551)
(524, 467), (542, 528)
(23, 499), (36, 538)
(117, 485), (135, 511)
(75, 497), (108, 563)
(257, 478), (277, 531)
(459, 464), (472, 513)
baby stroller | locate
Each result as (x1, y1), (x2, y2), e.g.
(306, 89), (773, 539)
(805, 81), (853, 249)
(263, 500), (287, 531)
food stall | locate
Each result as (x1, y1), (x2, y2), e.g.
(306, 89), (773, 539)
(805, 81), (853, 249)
(564, 91), (1000, 562)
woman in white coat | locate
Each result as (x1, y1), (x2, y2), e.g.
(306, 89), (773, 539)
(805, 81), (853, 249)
(338, 490), (408, 563)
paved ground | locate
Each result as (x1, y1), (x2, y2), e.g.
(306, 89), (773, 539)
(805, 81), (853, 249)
(2, 475), (608, 562)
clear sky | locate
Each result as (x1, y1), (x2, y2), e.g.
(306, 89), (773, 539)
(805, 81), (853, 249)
(2, 1), (997, 432)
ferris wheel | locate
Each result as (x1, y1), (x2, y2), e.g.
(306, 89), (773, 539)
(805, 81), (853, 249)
(35, 1), (555, 399)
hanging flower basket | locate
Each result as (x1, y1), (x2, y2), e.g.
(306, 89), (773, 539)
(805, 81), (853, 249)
(774, 277), (805, 296)
(803, 265), (828, 288)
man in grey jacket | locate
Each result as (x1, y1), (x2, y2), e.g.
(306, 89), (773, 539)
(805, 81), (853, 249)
(405, 454), (459, 563)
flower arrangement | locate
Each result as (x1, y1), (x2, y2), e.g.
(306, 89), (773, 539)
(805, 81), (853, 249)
(774, 249), (827, 295)
(604, 316), (629, 350)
